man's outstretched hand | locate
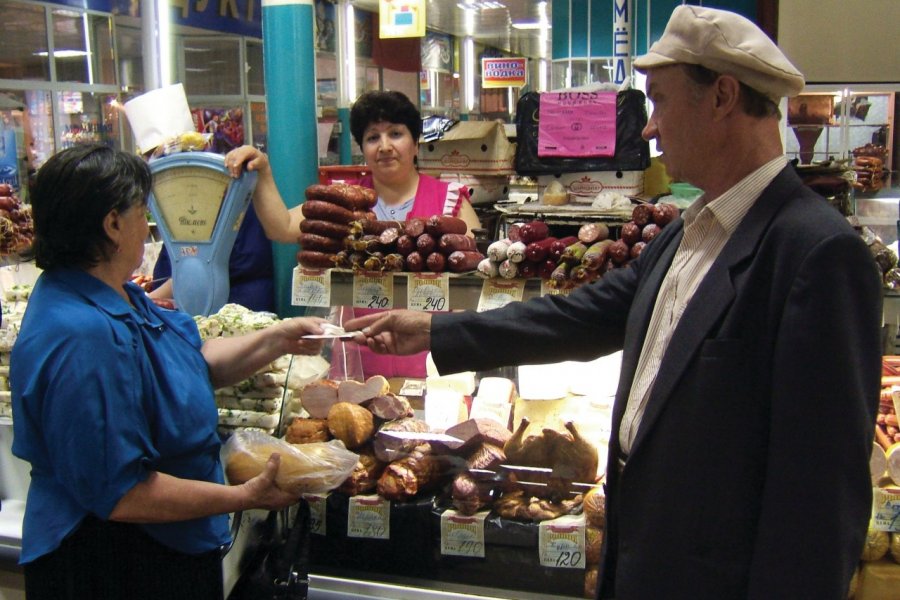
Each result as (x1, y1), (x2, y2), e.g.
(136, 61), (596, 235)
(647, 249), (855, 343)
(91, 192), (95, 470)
(344, 310), (433, 356)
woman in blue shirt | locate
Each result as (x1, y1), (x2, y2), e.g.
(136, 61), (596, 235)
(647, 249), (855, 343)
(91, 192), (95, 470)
(10, 144), (327, 599)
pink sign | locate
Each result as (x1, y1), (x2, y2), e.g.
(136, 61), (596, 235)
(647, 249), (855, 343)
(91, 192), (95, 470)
(537, 92), (617, 157)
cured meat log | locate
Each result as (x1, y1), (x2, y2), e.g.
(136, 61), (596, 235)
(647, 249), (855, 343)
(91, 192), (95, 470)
(377, 443), (450, 501)
(338, 444), (385, 496)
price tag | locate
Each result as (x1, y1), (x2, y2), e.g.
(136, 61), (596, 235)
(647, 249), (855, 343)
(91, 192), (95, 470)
(291, 266), (331, 307)
(440, 509), (488, 557)
(408, 273), (450, 312)
(302, 493), (328, 536)
(352, 271), (394, 309)
(347, 495), (390, 539)
(477, 279), (525, 312)
(541, 280), (572, 297)
(538, 514), (586, 569)
(872, 486), (900, 532)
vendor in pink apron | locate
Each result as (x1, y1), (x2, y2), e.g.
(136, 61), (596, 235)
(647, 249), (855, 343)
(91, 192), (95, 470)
(222, 91), (480, 378)
(346, 90), (480, 378)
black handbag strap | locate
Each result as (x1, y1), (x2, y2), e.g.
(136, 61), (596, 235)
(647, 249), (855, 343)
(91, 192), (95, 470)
(271, 500), (311, 599)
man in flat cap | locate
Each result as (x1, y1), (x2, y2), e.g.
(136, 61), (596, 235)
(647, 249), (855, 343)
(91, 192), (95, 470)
(347, 7), (881, 599)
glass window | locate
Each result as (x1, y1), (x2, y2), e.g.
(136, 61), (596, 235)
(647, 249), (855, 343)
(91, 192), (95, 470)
(589, 59), (614, 85)
(551, 60), (569, 90)
(57, 92), (120, 150)
(0, 2), (50, 81)
(247, 40), (265, 96)
(249, 101), (267, 151)
(0, 91), (33, 195)
(116, 24), (144, 93)
(13, 90), (53, 172)
(52, 9), (90, 83)
(182, 38), (241, 96)
(89, 14), (116, 85)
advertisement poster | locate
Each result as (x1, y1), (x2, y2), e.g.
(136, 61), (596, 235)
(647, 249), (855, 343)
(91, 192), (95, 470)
(482, 57), (527, 89)
(192, 107), (245, 154)
(379, 0), (426, 39)
(537, 92), (617, 158)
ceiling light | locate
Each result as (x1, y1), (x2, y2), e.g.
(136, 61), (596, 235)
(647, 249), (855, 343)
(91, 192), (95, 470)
(456, 1), (506, 10)
(33, 50), (90, 58)
(512, 21), (551, 30)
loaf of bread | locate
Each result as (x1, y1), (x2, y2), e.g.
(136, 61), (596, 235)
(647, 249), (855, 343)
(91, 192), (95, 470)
(223, 430), (358, 495)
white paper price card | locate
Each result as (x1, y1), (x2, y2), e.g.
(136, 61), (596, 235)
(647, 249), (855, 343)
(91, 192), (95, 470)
(477, 279), (525, 312)
(353, 271), (394, 309)
(872, 486), (900, 532)
(541, 280), (572, 297)
(538, 514), (586, 569)
(440, 509), (488, 557)
(302, 493), (328, 536)
(292, 266), (331, 307)
(347, 495), (390, 539)
(408, 273), (450, 312)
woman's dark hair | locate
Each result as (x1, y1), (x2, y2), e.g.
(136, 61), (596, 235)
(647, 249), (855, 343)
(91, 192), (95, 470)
(29, 143), (151, 270)
(349, 90), (422, 148)
(682, 64), (782, 119)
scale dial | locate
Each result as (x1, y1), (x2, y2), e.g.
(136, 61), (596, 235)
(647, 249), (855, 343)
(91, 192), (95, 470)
(151, 166), (230, 242)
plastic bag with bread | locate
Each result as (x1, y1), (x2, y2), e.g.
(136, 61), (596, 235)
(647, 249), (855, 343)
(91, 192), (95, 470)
(223, 429), (358, 495)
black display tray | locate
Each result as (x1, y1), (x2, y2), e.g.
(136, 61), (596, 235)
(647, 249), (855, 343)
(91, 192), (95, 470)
(308, 492), (584, 598)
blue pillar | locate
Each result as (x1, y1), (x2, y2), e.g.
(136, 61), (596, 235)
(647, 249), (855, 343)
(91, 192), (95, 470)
(262, 0), (318, 317)
(338, 107), (352, 164)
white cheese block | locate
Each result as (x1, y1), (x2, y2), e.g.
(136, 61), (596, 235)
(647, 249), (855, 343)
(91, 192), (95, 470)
(424, 389), (468, 432)
(217, 409), (280, 430)
(427, 373), (476, 396)
(872, 442), (889, 485)
(887, 443), (900, 486)
(218, 384), (286, 399)
(217, 395), (283, 414)
(475, 377), (516, 404)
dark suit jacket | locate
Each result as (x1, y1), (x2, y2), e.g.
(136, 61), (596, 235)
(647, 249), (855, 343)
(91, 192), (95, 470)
(430, 166), (882, 599)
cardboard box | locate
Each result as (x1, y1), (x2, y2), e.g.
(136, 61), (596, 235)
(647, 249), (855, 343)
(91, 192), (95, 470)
(438, 173), (509, 205)
(537, 170), (645, 203)
(418, 121), (516, 177)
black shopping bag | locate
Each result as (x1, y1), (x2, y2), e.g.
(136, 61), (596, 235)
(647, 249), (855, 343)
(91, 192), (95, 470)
(228, 501), (311, 600)
(514, 89), (651, 175)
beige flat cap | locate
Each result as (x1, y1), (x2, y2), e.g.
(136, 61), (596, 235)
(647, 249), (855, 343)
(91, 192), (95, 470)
(633, 5), (805, 101)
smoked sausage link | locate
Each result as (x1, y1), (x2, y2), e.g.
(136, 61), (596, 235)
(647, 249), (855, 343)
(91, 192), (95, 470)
(447, 251), (485, 273)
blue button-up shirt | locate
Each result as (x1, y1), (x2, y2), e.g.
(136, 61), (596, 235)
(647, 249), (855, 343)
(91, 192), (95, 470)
(11, 269), (229, 563)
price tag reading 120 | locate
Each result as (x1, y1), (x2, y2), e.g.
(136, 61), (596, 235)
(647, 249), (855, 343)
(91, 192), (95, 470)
(352, 272), (394, 309)
(347, 495), (390, 539)
(408, 273), (450, 312)
(440, 509), (488, 557)
(291, 266), (331, 307)
(538, 515), (586, 569)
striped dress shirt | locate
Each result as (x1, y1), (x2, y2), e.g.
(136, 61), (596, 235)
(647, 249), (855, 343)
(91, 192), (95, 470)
(618, 155), (790, 456)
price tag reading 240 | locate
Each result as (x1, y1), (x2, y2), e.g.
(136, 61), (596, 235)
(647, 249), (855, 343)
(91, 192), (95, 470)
(538, 515), (586, 569)
(347, 495), (390, 539)
(352, 272), (394, 310)
(291, 266), (331, 307)
(408, 273), (450, 312)
(440, 509), (488, 557)
(302, 493), (328, 536)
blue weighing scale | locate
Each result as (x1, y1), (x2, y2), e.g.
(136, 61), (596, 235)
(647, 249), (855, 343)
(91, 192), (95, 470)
(148, 152), (258, 316)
